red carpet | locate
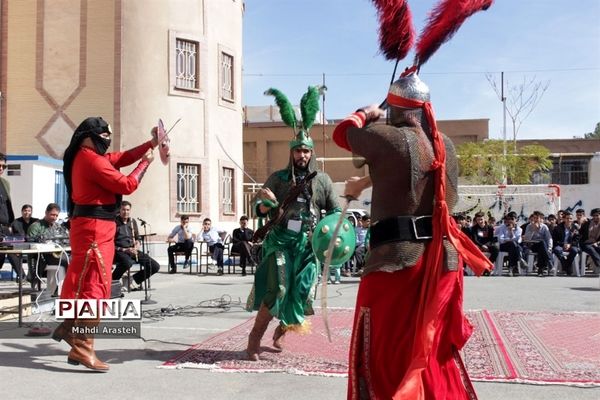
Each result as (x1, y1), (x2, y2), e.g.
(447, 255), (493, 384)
(162, 308), (600, 386)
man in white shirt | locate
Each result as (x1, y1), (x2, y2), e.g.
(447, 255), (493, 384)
(200, 218), (226, 276)
(495, 213), (522, 276)
(167, 215), (195, 274)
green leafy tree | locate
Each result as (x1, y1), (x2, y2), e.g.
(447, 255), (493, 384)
(457, 140), (552, 185)
(584, 122), (600, 139)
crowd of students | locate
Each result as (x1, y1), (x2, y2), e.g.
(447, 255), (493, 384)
(456, 208), (600, 277)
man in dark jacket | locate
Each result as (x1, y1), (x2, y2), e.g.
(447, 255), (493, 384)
(231, 215), (254, 276)
(551, 211), (580, 275)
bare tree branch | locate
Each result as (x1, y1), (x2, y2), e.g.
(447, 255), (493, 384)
(486, 73), (550, 143)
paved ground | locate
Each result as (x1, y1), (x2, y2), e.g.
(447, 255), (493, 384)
(1, 260), (599, 400)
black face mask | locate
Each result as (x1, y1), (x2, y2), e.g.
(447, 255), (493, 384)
(90, 135), (111, 155)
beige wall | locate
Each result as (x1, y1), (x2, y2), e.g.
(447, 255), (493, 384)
(1, 0), (116, 158)
(0, 0), (244, 237)
(243, 118), (490, 184)
(119, 0), (244, 234)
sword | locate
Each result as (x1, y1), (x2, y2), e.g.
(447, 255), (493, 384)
(215, 135), (258, 184)
(321, 194), (356, 342)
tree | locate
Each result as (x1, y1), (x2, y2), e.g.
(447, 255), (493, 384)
(486, 74), (550, 147)
(584, 122), (600, 139)
(457, 140), (553, 185)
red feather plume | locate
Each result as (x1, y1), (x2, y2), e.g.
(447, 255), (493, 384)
(372, 0), (415, 61)
(415, 0), (494, 67)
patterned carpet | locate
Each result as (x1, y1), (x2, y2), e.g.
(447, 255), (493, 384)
(161, 308), (600, 386)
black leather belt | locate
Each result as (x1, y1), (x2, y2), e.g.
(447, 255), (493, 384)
(72, 204), (117, 220)
(370, 215), (433, 249)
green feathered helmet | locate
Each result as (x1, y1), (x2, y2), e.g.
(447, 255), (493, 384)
(264, 86), (325, 149)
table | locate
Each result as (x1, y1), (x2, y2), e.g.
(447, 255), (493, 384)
(0, 245), (71, 326)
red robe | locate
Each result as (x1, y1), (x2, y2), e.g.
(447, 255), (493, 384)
(333, 110), (491, 399)
(60, 142), (152, 300)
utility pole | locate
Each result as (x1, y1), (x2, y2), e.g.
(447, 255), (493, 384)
(501, 71), (507, 184)
(321, 72), (326, 172)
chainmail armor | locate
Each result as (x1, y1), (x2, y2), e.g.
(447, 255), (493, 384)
(347, 122), (459, 275)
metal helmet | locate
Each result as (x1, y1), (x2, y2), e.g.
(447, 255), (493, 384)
(311, 213), (356, 265)
(289, 130), (314, 150)
(387, 72), (430, 127)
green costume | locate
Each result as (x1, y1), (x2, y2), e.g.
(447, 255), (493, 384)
(246, 86), (339, 332)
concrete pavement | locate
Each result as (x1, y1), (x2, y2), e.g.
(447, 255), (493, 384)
(1, 263), (599, 400)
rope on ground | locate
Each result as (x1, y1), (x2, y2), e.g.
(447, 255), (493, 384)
(142, 294), (245, 322)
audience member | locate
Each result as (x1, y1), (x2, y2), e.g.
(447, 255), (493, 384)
(470, 211), (499, 264)
(200, 218), (226, 276)
(27, 203), (70, 291)
(545, 214), (558, 232)
(520, 213), (534, 233)
(351, 214), (371, 277)
(575, 208), (588, 228)
(112, 201), (160, 290)
(579, 208), (600, 272)
(0, 153), (24, 280)
(522, 211), (553, 277)
(167, 215), (195, 274)
(11, 204), (39, 236)
(495, 213), (523, 276)
(231, 215), (254, 276)
(551, 211), (580, 276)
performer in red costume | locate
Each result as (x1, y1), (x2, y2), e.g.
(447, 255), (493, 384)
(53, 117), (156, 371)
(332, 1), (494, 398)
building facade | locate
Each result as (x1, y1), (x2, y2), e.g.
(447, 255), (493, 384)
(0, 0), (245, 236)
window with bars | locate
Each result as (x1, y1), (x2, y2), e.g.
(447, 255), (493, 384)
(175, 38), (199, 91)
(550, 157), (590, 185)
(54, 171), (68, 212)
(221, 167), (234, 214)
(177, 163), (201, 213)
(220, 52), (234, 101)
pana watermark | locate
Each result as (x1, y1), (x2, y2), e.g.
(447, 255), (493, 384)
(55, 299), (142, 320)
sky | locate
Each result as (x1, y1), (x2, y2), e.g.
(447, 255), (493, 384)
(242, 0), (600, 140)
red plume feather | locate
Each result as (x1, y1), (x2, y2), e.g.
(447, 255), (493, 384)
(372, 0), (415, 61)
(415, 0), (494, 67)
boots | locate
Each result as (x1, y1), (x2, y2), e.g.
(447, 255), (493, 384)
(52, 319), (76, 348)
(67, 318), (109, 371)
(246, 304), (273, 361)
(272, 324), (286, 352)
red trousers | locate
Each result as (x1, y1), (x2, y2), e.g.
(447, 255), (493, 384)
(348, 257), (477, 400)
(60, 217), (116, 300)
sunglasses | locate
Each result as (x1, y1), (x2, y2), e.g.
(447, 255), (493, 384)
(0, 164), (7, 169)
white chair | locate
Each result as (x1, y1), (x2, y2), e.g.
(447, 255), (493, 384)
(551, 252), (581, 276)
(493, 251), (509, 276)
(524, 253), (536, 275)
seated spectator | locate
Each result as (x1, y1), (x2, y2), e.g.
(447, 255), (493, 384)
(551, 211), (580, 276)
(1, 204), (36, 281)
(487, 216), (497, 227)
(522, 210), (553, 277)
(27, 203), (70, 291)
(579, 208), (600, 272)
(454, 214), (471, 236)
(495, 213), (523, 276)
(520, 214), (534, 233)
(11, 204), (39, 236)
(231, 215), (254, 276)
(575, 208), (588, 228)
(167, 215), (195, 274)
(350, 214), (371, 277)
(112, 201), (160, 290)
(200, 218), (226, 276)
(545, 214), (558, 232)
(470, 211), (499, 264)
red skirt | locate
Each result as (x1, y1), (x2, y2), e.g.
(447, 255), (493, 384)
(347, 256), (477, 400)
(60, 217), (115, 300)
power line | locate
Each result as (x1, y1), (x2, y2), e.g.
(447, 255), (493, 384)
(243, 67), (600, 78)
